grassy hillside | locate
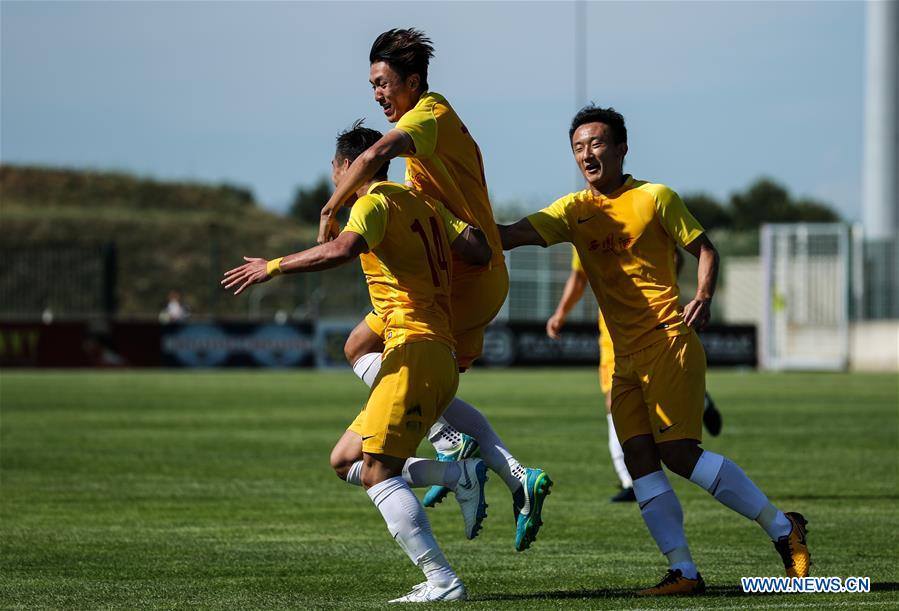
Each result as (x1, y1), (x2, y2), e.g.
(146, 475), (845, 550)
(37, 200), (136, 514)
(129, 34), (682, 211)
(0, 165), (341, 320)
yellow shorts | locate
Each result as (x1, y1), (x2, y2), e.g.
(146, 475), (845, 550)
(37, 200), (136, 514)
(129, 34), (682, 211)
(348, 340), (459, 459)
(599, 334), (614, 395)
(451, 264), (509, 368)
(599, 359), (614, 395)
(610, 331), (706, 445)
(365, 264), (509, 370)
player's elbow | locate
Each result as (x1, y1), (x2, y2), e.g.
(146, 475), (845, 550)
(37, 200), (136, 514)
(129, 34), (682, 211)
(468, 232), (493, 266)
(468, 245), (492, 267)
(456, 228), (492, 266)
(328, 241), (355, 263)
(702, 240), (720, 266)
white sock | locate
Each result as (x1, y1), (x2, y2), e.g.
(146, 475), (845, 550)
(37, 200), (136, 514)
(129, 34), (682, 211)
(402, 457), (461, 489)
(441, 397), (526, 493)
(607, 413), (633, 488)
(633, 471), (698, 580)
(346, 460), (363, 486)
(367, 477), (457, 587)
(352, 352), (382, 388)
(345, 458), (463, 490)
(428, 420), (462, 454)
(689, 450), (792, 540)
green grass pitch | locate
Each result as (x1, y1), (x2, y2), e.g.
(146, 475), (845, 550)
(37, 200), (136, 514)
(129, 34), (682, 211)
(1, 369), (897, 609)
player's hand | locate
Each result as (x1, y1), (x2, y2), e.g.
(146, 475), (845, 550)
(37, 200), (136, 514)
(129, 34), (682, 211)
(317, 210), (340, 245)
(546, 312), (565, 339)
(683, 297), (712, 330)
(221, 257), (271, 295)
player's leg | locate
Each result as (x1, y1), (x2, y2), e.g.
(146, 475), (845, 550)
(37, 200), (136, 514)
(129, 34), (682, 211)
(345, 315), (467, 459)
(614, 352), (704, 596)
(332, 367), (480, 508)
(344, 315), (384, 383)
(438, 396), (525, 495)
(426, 266), (553, 549)
(363, 452), (465, 602)
(330, 429), (364, 484)
(332, 424), (486, 508)
(437, 395), (551, 552)
(602, 359), (634, 502)
(649, 333), (809, 578)
(359, 342), (470, 602)
(702, 392), (723, 436)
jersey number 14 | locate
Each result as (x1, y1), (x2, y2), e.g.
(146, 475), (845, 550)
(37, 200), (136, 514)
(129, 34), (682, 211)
(410, 217), (449, 287)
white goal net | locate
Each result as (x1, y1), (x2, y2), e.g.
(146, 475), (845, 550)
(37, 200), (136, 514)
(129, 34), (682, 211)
(760, 223), (851, 370)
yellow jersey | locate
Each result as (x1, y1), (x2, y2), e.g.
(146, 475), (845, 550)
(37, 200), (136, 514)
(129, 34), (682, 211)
(396, 91), (504, 276)
(571, 247), (614, 364)
(530, 176), (704, 356)
(343, 181), (469, 351)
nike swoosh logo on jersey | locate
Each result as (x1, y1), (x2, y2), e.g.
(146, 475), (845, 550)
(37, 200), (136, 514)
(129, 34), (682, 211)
(361, 435), (375, 441)
(658, 424), (675, 433)
(577, 215), (597, 224)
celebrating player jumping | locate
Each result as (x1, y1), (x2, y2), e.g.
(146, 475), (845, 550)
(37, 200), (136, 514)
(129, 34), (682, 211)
(318, 28), (552, 552)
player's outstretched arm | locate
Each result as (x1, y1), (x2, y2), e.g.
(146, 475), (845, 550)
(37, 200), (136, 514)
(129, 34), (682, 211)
(222, 232), (369, 295)
(681, 233), (719, 330)
(547, 269), (587, 339)
(450, 226), (492, 267)
(318, 130), (414, 244)
(497, 218), (547, 250)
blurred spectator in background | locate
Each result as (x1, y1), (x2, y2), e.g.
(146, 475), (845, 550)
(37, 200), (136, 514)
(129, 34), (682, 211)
(159, 290), (190, 324)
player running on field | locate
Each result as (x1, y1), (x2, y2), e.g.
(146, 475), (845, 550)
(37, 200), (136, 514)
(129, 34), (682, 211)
(318, 28), (551, 552)
(499, 105), (810, 595)
(223, 122), (494, 603)
(547, 246), (723, 503)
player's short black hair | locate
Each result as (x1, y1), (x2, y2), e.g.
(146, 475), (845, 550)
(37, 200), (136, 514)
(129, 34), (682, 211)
(335, 119), (390, 180)
(569, 105), (627, 145)
(370, 28), (434, 91)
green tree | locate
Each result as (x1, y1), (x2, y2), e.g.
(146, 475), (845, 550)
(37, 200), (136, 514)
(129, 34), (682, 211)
(729, 178), (793, 229)
(682, 193), (731, 231)
(727, 177), (841, 229)
(792, 197), (840, 222)
(289, 176), (333, 225)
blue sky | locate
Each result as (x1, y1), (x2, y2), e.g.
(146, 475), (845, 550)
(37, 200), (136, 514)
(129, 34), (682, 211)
(1, 1), (865, 219)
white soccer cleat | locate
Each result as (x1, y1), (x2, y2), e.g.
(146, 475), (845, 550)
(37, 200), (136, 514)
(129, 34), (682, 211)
(388, 579), (467, 603)
(454, 458), (488, 539)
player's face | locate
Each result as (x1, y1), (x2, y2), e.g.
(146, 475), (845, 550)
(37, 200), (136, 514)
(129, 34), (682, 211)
(370, 61), (419, 123)
(571, 122), (628, 194)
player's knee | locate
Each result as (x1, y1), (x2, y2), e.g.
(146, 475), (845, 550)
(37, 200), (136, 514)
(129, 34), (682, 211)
(622, 434), (661, 479)
(360, 467), (388, 489)
(330, 450), (354, 481)
(343, 333), (365, 367)
(658, 440), (702, 479)
(344, 325), (383, 366)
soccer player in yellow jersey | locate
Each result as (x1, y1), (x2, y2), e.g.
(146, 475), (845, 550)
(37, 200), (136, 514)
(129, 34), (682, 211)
(500, 106), (810, 595)
(223, 123), (495, 603)
(547, 247), (724, 503)
(316, 28), (551, 552)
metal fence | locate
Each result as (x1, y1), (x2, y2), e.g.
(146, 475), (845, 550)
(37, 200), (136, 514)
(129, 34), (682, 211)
(0, 243), (116, 322)
(2, 232), (896, 328)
